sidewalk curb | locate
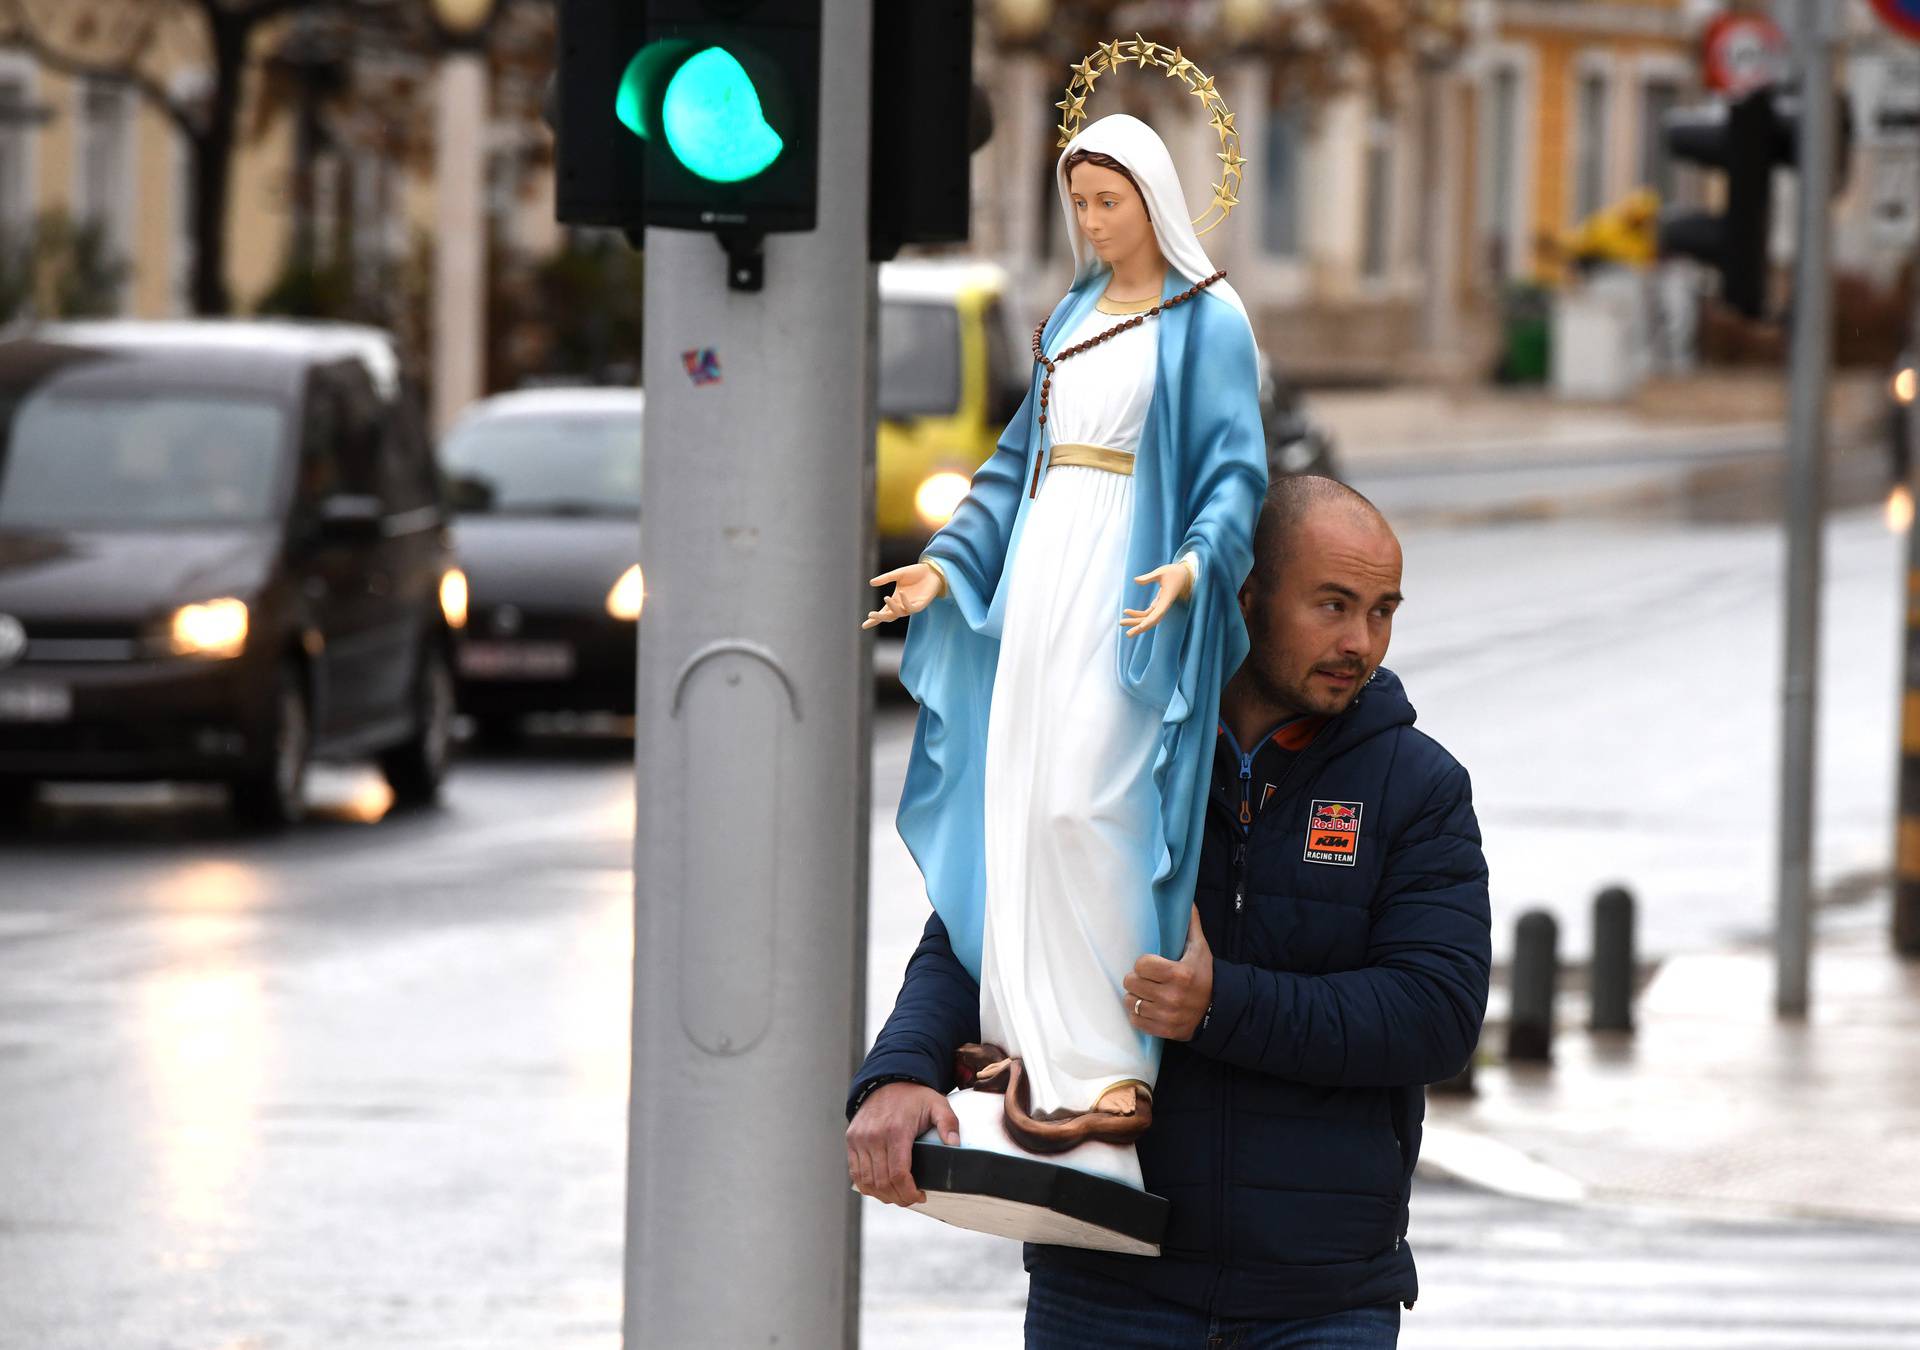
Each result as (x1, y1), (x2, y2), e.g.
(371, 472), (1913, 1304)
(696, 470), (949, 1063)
(1416, 1125), (1587, 1205)
(1344, 421), (1786, 479)
(1418, 1120), (1920, 1230)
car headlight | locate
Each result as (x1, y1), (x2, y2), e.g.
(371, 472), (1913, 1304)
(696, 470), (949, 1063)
(169, 597), (249, 660)
(913, 470), (971, 529)
(607, 563), (644, 621)
(440, 568), (469, 629)
(1895, 368), (1918, 406)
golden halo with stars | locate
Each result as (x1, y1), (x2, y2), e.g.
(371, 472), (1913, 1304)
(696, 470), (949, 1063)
(1056, 34), (1246, 238)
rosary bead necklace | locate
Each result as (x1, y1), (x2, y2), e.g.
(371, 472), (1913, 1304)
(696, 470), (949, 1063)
(1026, 269), (1226, 497)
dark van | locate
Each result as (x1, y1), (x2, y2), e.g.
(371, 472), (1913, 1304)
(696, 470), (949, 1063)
(0, 321), (463, 827)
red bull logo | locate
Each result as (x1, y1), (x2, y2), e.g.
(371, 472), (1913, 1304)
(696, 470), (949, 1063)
(1304, 799), (1364, 866)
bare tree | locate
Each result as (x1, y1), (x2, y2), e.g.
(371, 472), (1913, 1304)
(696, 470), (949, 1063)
(0, 0), (453, 315)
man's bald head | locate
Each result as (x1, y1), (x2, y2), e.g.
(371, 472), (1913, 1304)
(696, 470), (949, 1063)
(1233, 475), (1403, 718)
(1248, 475), (1394, 595)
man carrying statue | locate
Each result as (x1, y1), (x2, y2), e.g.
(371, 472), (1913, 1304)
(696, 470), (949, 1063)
(852, 474), (1491, 1348)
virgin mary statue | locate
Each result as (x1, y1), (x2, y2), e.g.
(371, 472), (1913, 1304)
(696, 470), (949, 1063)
(865, 112), (1266, 1161)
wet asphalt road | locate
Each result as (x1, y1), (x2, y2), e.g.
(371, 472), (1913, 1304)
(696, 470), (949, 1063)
(4, 489), (1919, 1346)
(0, 741), (634, 1349)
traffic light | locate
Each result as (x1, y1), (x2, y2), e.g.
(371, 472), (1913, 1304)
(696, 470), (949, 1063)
(869, 0), (990, 262)
(555, 0), (821, 285)
(553, 0), (648, 233)
(1658, 86), (1782, 320)
(1658, 83), (1854, 321)
(553, 1), (989, 280)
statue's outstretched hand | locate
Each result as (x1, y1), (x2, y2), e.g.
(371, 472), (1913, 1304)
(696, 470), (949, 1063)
(863, 562), (945, 630)
(1121, 560), (1193, 637)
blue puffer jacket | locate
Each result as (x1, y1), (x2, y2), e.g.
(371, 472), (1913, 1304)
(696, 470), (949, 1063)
(849, 666), (1491, 1319)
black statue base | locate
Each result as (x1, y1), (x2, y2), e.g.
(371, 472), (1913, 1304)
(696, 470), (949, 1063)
(909, 1141), (1169, 1256)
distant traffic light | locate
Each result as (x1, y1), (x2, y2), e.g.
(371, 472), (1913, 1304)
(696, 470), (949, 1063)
(554, 0), (821, 284)
(1658, 87), (1781, 320)
(1658, 83), (1853, 321)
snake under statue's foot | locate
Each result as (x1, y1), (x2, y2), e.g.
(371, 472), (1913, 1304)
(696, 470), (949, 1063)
(954, 1043), (1014, 1094)
(999, 1060), (1154, 1155)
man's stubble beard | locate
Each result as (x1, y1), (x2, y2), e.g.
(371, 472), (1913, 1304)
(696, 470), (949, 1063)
(1244, 607), (1365, 720)
(1248, 660), (1360, 719)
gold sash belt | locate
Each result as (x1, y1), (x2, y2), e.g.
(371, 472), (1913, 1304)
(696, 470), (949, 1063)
(1046, 442), (1135, 476)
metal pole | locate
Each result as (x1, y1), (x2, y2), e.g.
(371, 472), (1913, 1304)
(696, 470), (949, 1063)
(432, 50), (487, 436)
(1776, 0), (1836, 1018)
(623, 8), (874, 1347)
(1895, 102), (1920, 958)
(1899, 349), (1920, 956)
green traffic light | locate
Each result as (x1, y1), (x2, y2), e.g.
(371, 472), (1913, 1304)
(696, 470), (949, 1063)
(614, 43), (784, 185)
(663, 48), (784, 183)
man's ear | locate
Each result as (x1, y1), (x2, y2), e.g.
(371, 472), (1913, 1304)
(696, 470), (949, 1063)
(1236, 579), (1255, 622)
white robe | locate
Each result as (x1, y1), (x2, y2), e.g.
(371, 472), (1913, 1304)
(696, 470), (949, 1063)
(977, 302), (1166, 1117)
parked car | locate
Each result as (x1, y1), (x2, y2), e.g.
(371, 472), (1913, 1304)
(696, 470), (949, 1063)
(0, 321), (463, 828)
(439, 387), (643, 738)
(875, 260), (1028, 575)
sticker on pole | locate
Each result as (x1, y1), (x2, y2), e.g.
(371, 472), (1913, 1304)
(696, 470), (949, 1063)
(1872, 0), (1920, 44)
(682, 348), (722, 386)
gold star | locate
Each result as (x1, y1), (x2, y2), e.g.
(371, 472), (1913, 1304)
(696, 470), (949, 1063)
(1210, 107), (1238, 136)
(1189, 72), (1218, 102)
(1217, 145), (1249, 179)
(1096, 37), (1127, 70)
(1128, 33), (1161, 69)
(1056, 87), (1088, 120)
(1057, 121), (1078, 147)
(1210, 181), (1240, 213)
(1163, 48), (1198, 82)
(1070, 55), (1102, 90)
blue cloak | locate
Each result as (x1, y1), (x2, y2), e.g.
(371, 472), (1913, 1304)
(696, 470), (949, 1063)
(896, 269), (1269, 981)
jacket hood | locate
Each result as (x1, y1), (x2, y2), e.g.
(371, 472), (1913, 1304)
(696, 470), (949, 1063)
(1313, 665), (1415, 760)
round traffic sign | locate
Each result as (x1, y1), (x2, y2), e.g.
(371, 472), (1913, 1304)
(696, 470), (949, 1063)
(1702, 12), (1788, 95)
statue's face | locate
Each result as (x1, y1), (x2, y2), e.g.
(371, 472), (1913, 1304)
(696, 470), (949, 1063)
(1240, 508), (1404, 718)
(1067, 162), (1155, 275)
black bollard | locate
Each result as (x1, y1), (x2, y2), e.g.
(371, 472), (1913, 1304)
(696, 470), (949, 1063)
(1589, 886), (1637, 1033)
(1506, 909), (1559, 1064)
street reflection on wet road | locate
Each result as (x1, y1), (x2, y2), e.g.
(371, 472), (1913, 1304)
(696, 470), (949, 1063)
(0, 737), (636, 1349)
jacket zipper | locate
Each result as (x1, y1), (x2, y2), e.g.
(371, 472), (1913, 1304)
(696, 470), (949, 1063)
(1236, 749), (1253, 838)
(1216, 731), (1328, 1278)
(1208, 715), (1348, 1283)
(1220, 831), (1246, 1276)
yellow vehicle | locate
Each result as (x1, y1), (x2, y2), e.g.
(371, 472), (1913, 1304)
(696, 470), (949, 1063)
(876, 260), (1027, 574)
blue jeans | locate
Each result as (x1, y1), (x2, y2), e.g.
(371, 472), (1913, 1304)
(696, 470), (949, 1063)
(1025, 1263), (1400, 1350)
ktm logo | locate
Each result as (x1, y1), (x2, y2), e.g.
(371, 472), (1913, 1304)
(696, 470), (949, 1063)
(1303, 799), (1363, 867)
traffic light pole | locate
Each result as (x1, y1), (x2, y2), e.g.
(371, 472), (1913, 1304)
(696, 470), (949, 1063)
(1775, 0), (1837, 1018)
(623, 5), (874, 1345)
(1900, 376), (1920, 954)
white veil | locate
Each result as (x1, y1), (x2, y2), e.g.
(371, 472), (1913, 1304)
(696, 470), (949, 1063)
(1055, 113), (1250, 327)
